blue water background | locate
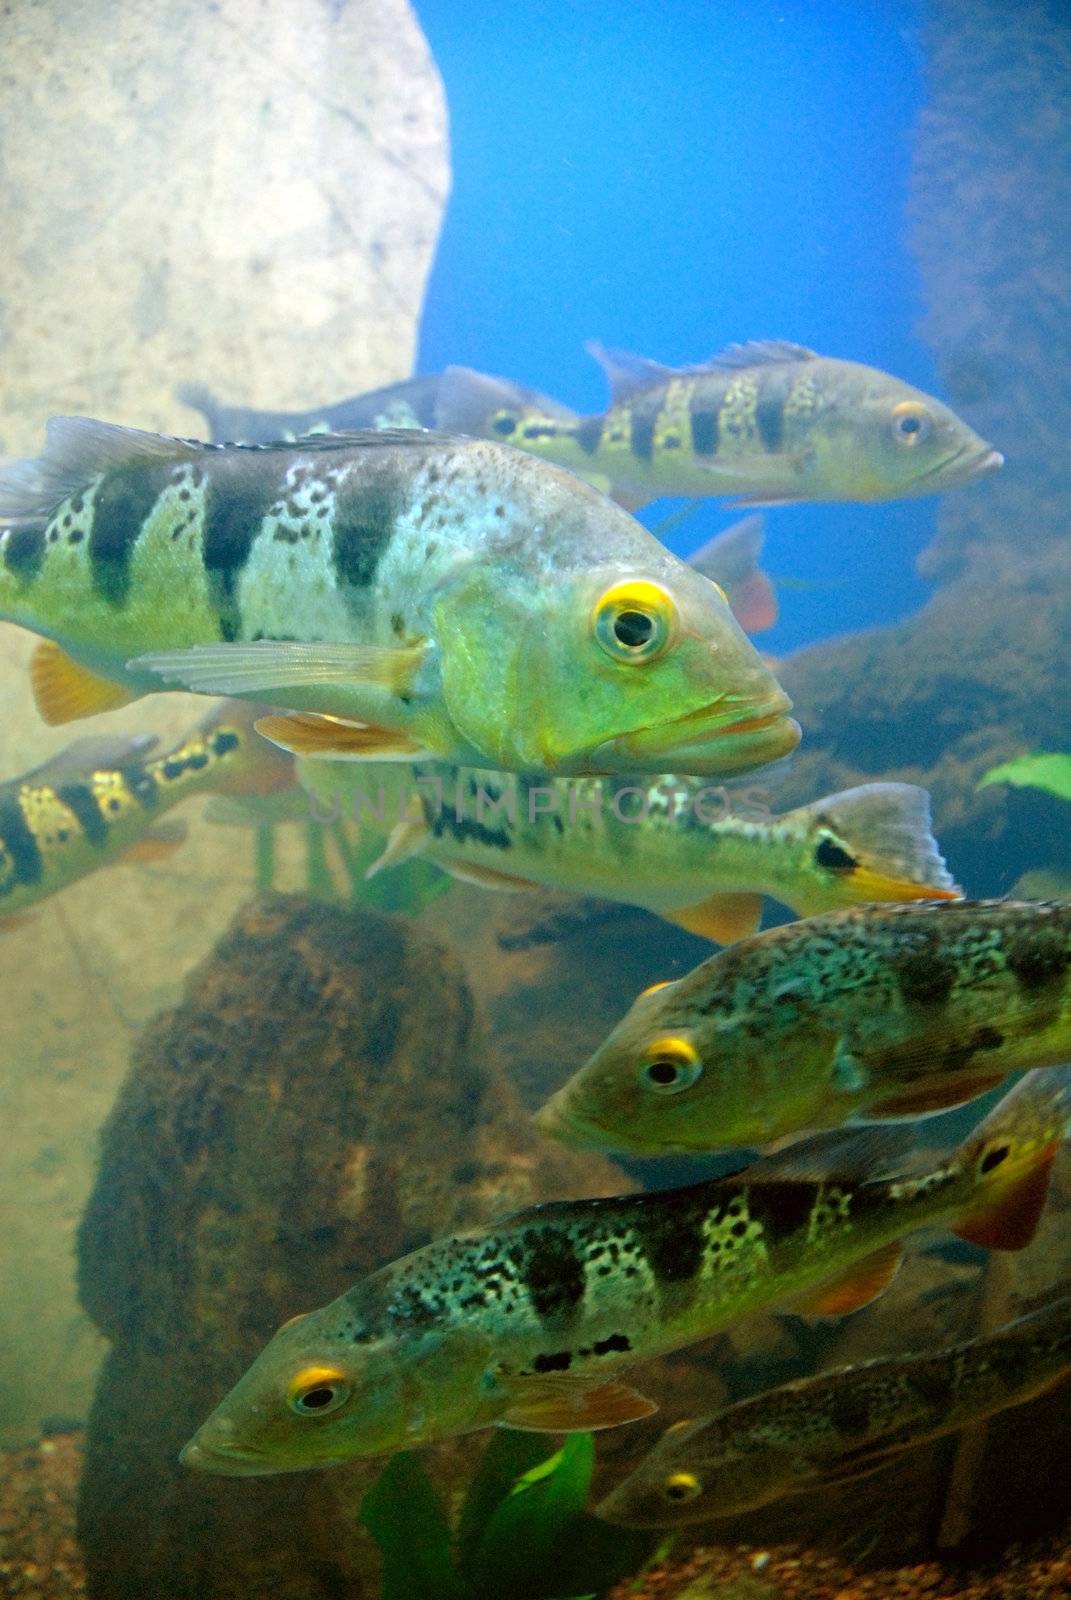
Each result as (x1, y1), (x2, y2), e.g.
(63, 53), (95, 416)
(414, 0), (932, 657)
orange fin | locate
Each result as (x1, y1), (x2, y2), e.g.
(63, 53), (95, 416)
(731, 570), (779, 633)
(871, 1073), (1009, 1119)
(31, 641), (136, 726)
(0, 911), (35, 933)
(502, 1379), (657, 1433)
(443, 861), (540, 892)
(955, 1139), (1059, 1252)
(793, 1241), (903, 1319)
(254, 713), (426, 761)
(120, 820), (188, 864)
(665, 890), (763, 944)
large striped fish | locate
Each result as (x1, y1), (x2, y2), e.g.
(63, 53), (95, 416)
(597, 1296), (1071, 1527)
(0, 700), (292, 925)
(180, 1067), (1070, 1473)
(437, 342), (1002, 508)
(0, 421), (797, 776)
(537, 901), (1071, 1155)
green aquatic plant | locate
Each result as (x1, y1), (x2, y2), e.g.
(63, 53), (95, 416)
(359, 1430), (654, 1600)
(977, 752), (1071, 802)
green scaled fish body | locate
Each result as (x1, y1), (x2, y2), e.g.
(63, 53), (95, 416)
(181, 1068), (1070, 1474)
(437, 342), (1002, 508)
(343, 768), (959, 945)
(537, 900), (1071, 1154)
(0, 700), (292, 923)
(597, 1296), (1071, 1526)
(0, 421), (796, 777)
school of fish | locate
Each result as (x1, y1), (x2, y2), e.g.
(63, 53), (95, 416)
(8, 335), (1065, 1552)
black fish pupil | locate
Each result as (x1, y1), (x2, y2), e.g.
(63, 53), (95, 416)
(980, 1144), (1010, 1174)
(493, 415), (517, 435)
(898, 415), (921, 434)
(299, 1386), (336, 1409)
(647, 1059), (679, 1086)
(614, 610), (654, 648)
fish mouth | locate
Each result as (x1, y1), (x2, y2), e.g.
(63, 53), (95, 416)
(536, 1090), (652, 1155)
(592, 692), (800, 776)
(912, 443), (1003, 494)
(180, 1435), (285, 1477)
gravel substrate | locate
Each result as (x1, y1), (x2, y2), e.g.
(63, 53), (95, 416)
(0, 1434), (85, 1599)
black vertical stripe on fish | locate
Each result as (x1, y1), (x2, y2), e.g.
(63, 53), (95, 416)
(0, 796), (44, 887)
(756, 395), (786, 452)
(119, 767), (160, 807)
(634, 1206), (705, 1285)
(55, 783), (109, 848)
(689, 406), (719, 458)
(518, 1229), (586, 1321)
(629, 401), (659, 463)
(333, 475), (405, 593)
(203, 458), (283, 634)
(1, 525), (47, 584)
(573, 416), (604, 455)
(90, 466), (175, 606)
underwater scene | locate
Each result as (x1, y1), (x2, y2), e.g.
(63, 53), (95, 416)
(1, 1), (1070, 1597)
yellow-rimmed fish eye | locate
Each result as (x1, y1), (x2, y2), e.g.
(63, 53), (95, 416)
(707, 579), (729, 605)
(591, 580), (678, 665)
(287, 1366), (352, 1417)
(278, 1310), (311, 1333)
(662, 1471), (702, 1503)
(890, 400), (933, 447)
(640, 1036), (702, 1095)
(638, 979), (673, 999)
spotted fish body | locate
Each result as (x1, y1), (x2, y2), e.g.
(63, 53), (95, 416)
(597, 1297), (1071, 1526)
(0, 420), (796, 777)
(179, 370), (580, 449)
(0, 702), (292, 920)
(437, 343), (1002, 507)
(180, 1068), (1071, 1474)
(537, 901), (1071, 1155)
(348, 767), (959, 944)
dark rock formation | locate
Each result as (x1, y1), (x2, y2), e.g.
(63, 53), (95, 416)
(75, 894), (627, 1600)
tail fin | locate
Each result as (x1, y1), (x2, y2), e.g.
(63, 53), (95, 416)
(784, 783), (961, 913)
(435, 367), (580, 437)
(687, 515), (778, 633)
(954, 1066), (1071, 1251)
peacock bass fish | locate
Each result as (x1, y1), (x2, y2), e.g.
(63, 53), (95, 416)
(597, 1296), (1071, 1527)
(0, 421), (798, 776)
(0, 700), (293, 926)
(437, 342), (1002, 509)
(537, 901), (1071, 1156)
(180, 1067), (1070, 1474)
(341, 769), (959, 946)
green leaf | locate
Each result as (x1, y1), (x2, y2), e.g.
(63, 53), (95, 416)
(456, 1428), (561, 1581)
(977, 752), (1071, 802)
(468, 1432), (595, 1598)
(359, 1452), (467, 1600)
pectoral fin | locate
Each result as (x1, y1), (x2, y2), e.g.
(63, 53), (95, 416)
(130, 639), (428, 698)
(254, 714), (428, 761)
(31, 641), (136, 726)
(443, 861), (541, 891)
(664, 890), (763, 944)
(365, 800), (430, 880)
(792, 1241), (903, 1319)
(870, 1073), (1008, 1119)
(501, 1378), (658, 1433)
(119, 820), (188, 864)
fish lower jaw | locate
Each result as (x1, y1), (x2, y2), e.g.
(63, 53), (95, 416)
(587, 699), (800, 777)
(179, 1437), (285, 1476)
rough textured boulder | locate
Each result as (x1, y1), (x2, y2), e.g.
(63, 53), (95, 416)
(76, 895), (628, 1599)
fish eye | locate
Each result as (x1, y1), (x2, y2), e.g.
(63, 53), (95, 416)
(979, 1142), (1010, 1175)
(491, 411), (518, 437)
(708, 580), (729, 605)
(662, 1471), (702, 1503)
(890, 400), (933, 446)
(640, 1036), (702, 1094)
(288, 1366), (352, 1416)
(638, 980), (673, 999)
(592, 581), (678, 665)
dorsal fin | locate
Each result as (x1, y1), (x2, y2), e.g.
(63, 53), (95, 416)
(585, 341), (680, 403)
(697, 340), (819, 373)
(435, 367), (579, 434)
(0, 418), (204, 524)
(24, 732), (158, 785)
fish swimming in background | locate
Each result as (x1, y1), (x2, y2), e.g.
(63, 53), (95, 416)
(536, 900), (1071, 1156)
(437, 341), (1003, 508)
(177, 370), (581, 449)
(597, 1296), (1071, 1527)
(0, 420), (798, 776)
(180, 1067), (1071, 1474)
(0, 700), (293, 926)
(353, 771), (959, 947)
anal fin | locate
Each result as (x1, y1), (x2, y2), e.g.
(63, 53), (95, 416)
(665, 890), (763, 944)
(792, 1241), (903, 1319)
(31, 641), (136, 726)
(119, 820), (188, 864)
(254, 713), (427, 761)
(501, 1378), (657, 1433)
